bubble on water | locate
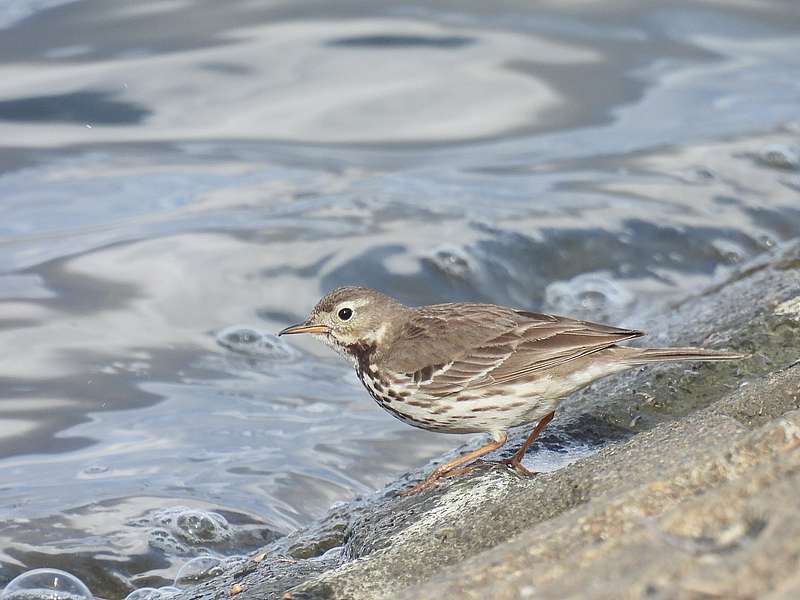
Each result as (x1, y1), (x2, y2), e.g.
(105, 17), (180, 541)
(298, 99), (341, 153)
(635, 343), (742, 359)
(216, 326), (297, 359)
(124, 588), (163, 600)
(81, 465), (109, 476)
(142, 507), (232, 553)
(544, 273), (634, 321)
(174, 509), (231, 544)
(133, 506), (278, 559)
(124, 587), (182, 600)
(425, 245), (473, 279)
(1, 569), (92, 600)
(147, 527), (189, 555)
(758, 234), (777, 249)
(754, 144), (800, 170)
(711, 239), (746, 265)
(675, 166), (716, 183)
(174, 556), (225, 588)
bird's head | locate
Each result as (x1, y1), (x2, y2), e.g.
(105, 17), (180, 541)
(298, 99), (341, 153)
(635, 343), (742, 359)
(278, 286), (407, 353)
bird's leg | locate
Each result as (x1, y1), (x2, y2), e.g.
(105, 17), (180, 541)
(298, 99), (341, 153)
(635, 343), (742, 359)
(400, 432), (508, 496)
(499, 411), (555, 476)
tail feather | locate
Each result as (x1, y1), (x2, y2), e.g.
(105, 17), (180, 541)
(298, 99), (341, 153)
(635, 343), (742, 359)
(621, 347), (747, 365)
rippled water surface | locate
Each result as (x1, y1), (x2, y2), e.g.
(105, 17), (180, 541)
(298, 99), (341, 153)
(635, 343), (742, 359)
(1, 0), (799, 596)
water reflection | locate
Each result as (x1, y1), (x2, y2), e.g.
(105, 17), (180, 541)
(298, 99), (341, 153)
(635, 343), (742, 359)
(0, 16), (588, 145)
(0, 0), (799, 597)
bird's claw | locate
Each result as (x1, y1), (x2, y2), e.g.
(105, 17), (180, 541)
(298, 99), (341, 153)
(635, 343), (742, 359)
(399, 462), (485, 496)
(399, 480), (435, 496)
(399, 458), (538, 495)
(496, 458), (539, 477)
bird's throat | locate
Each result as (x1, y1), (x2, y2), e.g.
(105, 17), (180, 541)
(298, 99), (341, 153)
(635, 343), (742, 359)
(345, 341), (378, 374)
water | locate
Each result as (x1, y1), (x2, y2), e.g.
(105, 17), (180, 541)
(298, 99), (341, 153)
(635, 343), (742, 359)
(1, 568), (92, 600)
(1, 0), (798, 596)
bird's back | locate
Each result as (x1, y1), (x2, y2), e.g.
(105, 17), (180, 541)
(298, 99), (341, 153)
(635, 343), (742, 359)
(378, 303), (642, 397)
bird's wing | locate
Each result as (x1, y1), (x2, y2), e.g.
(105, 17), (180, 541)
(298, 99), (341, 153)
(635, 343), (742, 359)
(383, 305), (642, 399)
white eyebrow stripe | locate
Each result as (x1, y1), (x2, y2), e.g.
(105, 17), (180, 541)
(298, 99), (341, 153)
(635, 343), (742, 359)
(337, 298), (370, 311)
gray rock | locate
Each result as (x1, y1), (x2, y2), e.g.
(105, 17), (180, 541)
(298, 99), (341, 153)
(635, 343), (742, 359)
(176, 241), (800, 600)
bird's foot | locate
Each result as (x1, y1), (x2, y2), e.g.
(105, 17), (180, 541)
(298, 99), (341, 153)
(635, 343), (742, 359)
(399, 475), (439, 496)
(398, 435), (511, 496)
(495, 457), (540, 477)
(443, 463), (481, 479)
(399, 462), (483, 496)
(399, 458), (539, 495)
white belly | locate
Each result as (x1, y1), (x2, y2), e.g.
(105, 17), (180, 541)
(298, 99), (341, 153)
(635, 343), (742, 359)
(364, 360), (633, 435)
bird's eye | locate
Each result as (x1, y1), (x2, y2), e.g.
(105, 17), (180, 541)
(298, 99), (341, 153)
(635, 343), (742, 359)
(338, 307), (353, 320)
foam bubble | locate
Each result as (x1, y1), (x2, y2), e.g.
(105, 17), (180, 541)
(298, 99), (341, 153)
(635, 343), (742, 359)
(174, 556), (225, 588)
(1, 569), (92, 600)
(123, 586), (184, 600)
(132, 506), (279, 559)
(544, 273), (634, 321)
(80, 465), (109, 475)
(124, 588), (163, 600)
(426, 245), (473, 279)
(147, 527), (189, 555)
(138, 507), (232, 554)
(174, 509), (231, 544)
(755, 144), (800, 170)
(216, 326), (297, 359)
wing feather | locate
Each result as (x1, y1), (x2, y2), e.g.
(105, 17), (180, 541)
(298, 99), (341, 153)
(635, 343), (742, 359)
(382, 304), (642, 400)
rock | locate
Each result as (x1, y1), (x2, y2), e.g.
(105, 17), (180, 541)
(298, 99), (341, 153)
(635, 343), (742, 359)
(400, 383), (800, 600)
(176, 241), (800, 600)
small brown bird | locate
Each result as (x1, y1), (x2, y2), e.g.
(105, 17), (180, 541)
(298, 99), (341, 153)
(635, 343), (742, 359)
(279, 286), (743, 494)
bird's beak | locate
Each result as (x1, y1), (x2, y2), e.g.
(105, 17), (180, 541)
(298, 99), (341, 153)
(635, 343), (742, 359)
(278, 322), (331, 336)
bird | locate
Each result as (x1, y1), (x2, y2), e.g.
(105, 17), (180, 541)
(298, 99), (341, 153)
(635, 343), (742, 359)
(278, 286), (744, 495)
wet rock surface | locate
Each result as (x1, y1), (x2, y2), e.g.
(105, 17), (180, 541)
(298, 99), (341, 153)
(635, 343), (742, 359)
(176, 241), (800, 600)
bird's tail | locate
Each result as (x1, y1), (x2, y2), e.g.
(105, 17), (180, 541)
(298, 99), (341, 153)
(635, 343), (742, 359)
(620, 347), (747, 365)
